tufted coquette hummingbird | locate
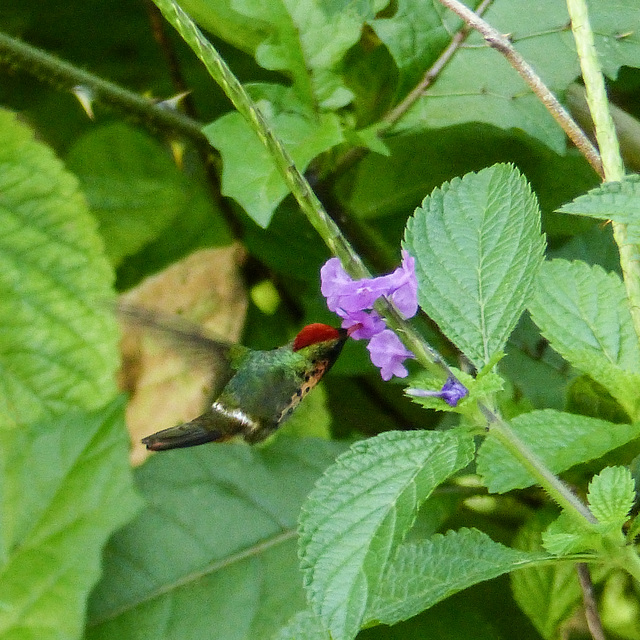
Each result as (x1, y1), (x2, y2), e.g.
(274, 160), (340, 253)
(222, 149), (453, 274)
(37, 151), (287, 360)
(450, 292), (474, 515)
(140, 321), (354, 451)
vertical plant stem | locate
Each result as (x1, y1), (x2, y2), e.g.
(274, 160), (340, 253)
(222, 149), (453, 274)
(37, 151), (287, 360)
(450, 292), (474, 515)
(566, 0), (640, 344)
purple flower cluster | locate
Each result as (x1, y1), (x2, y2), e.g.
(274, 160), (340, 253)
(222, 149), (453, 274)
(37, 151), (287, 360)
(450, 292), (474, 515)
(320, 250), (418, 380)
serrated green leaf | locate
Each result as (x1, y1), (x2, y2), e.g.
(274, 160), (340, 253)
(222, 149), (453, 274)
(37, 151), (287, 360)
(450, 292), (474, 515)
(66, 123), (188, 266)
(528, 259), (640, 418)
(404, 164), (545, 369)
(0, 398), (140, 640)
(298, 429), (475, 640)
(391, 0), (640, 152)
(478, 410), (640, 493)
(87, 437), (347, 640)
(367, 528), (547, 627)
(203, 84), (343, 227)
(511, 511), (592, 639)
(588, 466), (636, 528)
(0, 110), (119, 425)
(558, 176), (640, 239)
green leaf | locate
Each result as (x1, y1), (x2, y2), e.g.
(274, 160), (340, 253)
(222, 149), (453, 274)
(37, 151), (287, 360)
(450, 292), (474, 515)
(528, 259), (640, 418)
(391, 0), (640, 152)
(541, 511), (600, 555)
(0, 109), (119, 425)
(478, 409), (640, 493)
(369, 0), (463, 98)
(66, 123), (189, 266)
(203, 84), (343, 227)
(298, 429), (476, 640)
(511, 511), (591, 639)
(366, 528), (547, 627)
(0, 398), (140, 640)
(587, 466), (636, 529)
(273, 610), (330, 640)
(86, 437), (347, 640)
(557, 175), (640, 243)
(404, 164), (545, 369)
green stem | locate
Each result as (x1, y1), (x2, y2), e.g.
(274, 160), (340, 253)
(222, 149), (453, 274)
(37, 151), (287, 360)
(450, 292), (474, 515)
(480, 406), (597, 526)
(0, 31), (205, 144)
(151, 0), (597, 527)
(566, 0), (640, 346)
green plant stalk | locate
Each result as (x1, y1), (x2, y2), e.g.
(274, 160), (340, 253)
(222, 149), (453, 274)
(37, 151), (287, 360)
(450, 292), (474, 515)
(0, 31), (205, 144)
(479, 407), (597, 527)
(151, 0), (597, 530)
(566, 0), (640, 346)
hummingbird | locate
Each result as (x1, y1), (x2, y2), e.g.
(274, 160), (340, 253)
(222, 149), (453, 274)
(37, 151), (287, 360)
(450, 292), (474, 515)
(137, 319), (353, 451)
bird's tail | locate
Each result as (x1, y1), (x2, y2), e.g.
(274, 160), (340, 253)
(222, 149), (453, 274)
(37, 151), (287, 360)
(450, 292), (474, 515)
(142, 411), (230, 451)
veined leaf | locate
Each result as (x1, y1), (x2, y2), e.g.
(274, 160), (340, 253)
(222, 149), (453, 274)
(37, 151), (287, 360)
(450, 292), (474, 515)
(478, 409), (640, 493)
(391, 0), (640, 152)
(203, 84), (343, 227)
(404, 163), (545, 369)
(0, 398), (140, 640)
(588, 466), (636, 530)
(0, 110), (118, 425)
(557, 175), (640, 243)
(528, 259), (640, 419)
(66, 123), (188, 266)
(86, 437), (347, 640)
(367, 528), (548, 627)
(298, 429), (475, 640)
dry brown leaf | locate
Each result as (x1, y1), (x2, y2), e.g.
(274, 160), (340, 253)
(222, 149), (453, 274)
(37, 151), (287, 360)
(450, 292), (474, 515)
(118, 243), (248, 465)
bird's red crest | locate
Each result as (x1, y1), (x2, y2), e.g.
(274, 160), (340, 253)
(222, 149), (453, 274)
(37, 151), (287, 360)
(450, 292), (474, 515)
(293, 323), (341, 351)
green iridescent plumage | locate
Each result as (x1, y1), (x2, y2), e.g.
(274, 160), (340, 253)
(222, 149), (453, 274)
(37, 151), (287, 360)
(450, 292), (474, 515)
(141, 323), (348, 450)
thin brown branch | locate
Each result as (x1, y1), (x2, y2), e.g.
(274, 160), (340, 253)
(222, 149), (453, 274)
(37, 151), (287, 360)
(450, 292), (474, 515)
(436, 0), (604, 178)
(576, 563), (607, 640)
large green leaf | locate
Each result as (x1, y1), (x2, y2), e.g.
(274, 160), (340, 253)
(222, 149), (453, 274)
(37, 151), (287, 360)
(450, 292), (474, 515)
(478, 409), (640, 493)
(86, 437), (347, 640)
(0, 109), (119, 425)
(66, 123), (189, 266)
(367, 528), (547, 627)
(298, 429), (475, 640)
(0, 398), (140, 640)
(528, 259), (640, 419)
(391, 0), (640, 152)
(203, 84), (343, 227)
(404, 164), (545, 369)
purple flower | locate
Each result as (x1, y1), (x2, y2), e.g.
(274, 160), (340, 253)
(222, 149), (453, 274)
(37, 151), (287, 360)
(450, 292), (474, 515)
(321, 250), (418, 318)
(320, 250), (419, 380)
(367, 330), (415, 381)
(406, 377), (468, 407)
(340, 309), (386, 340)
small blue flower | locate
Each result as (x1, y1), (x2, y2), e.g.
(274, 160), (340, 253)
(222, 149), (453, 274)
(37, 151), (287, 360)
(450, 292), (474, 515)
(406, 377), (468, 407)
